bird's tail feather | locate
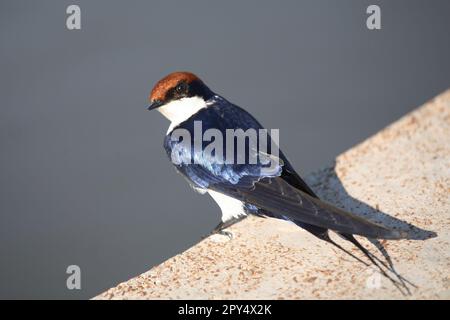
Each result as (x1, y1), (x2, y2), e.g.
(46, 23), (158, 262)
(339, 233), (416, 291)
(291, 218), (413, 295)
(262, 211), (414, 295)
(337, 233), (414, 295)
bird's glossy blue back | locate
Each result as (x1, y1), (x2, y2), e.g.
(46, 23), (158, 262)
(163, 95), (283, 190)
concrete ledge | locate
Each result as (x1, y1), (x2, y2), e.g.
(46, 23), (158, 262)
(95, 90), (450, 299)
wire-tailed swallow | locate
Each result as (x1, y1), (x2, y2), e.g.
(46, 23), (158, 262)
(146, 71), (431, 293)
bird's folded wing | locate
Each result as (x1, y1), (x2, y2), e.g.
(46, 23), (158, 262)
(211, 176), (408, 239)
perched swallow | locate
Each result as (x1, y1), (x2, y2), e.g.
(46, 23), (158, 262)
(147, 71), (419, 292)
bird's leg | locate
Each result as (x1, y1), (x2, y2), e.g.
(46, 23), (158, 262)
(210, 215), (247, 239)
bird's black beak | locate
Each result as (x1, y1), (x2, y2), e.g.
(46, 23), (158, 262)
(147, 100), (163, 111)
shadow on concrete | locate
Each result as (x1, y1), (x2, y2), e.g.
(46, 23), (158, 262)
(306, 161), (437, 294)
(309, 161), (437, 241)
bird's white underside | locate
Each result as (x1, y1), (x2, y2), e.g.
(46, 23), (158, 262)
(207, 190), (247, 223)
(158, 96), (208, 133)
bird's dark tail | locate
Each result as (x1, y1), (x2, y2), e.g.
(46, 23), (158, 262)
(338, 233), (416, 294)
(293, 220), (413, 295)
(261, 211), (414, 294)
(322, 231), (412, 295)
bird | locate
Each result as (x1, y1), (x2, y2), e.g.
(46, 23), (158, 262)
(146, 71), (421, 293)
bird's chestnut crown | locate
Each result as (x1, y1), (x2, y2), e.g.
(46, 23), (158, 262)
(148, 72), (213, 110)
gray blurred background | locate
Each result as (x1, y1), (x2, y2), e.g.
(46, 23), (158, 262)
(0, 0), (449, 299)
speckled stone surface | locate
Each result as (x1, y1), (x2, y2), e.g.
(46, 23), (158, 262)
(95, 90), (450, 300)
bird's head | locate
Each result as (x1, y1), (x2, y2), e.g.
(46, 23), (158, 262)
(147, 72), (214, 123)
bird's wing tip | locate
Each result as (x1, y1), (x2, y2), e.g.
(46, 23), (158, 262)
(386, 229), (437, 240)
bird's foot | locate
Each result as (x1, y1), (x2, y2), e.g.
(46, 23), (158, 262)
(208, 230), (233, 243)
(202, 217), (246, 241)
(217, 229), (233, 239)
(200, 228), (233, 241)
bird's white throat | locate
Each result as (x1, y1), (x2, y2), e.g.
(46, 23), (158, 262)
(158, 96), (207, 133)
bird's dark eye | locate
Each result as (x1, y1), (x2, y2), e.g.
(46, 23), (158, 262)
(175, 82), (187, 94)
